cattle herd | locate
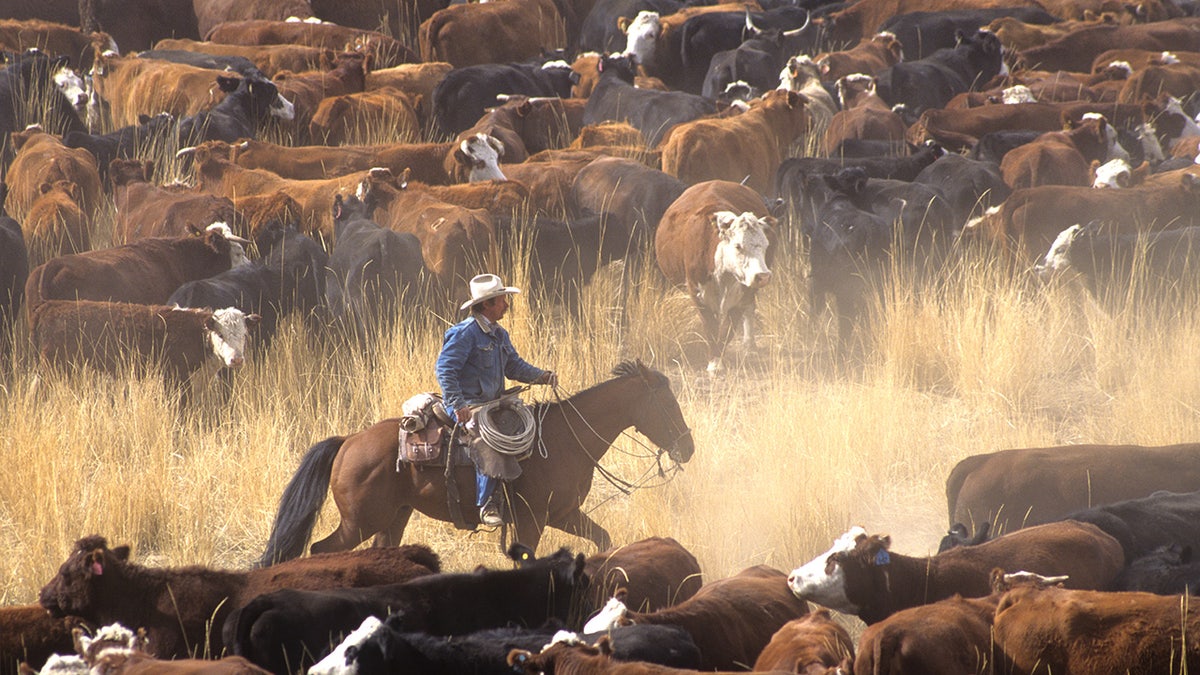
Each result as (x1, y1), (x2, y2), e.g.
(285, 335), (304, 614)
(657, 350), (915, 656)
(7, 0), (1200, 671)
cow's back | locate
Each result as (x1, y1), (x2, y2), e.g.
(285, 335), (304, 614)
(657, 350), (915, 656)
(655, 180), (767, 288)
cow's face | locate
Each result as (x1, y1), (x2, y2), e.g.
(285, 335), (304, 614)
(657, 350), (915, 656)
(1092, 158), (1133, 188)
(204, 308), (259, 368)
(714, 211), (773, 289)
(309, 615), (384, 675)
(245, 77), (295, 121)
(39, 536), (131, 619)
(787, 527), (866, 613)
(621, 11), (660, 67)
(779, 55), (820, 92)
(457, 133), (507, 182)
(1035, 224), (1083, 280)
(53, 65), (87, 114)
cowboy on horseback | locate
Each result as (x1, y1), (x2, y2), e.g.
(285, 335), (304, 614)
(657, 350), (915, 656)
(436, 273), (557, 527)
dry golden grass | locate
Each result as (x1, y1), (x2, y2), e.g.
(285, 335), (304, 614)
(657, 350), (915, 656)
(6, 221), (1200, 614)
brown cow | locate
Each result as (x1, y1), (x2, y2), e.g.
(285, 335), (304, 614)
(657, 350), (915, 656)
(1118, 62), (1200, 104)
(454, 133), (588, 216)
(655, 180), (774, 372)
(72, 622), (269, 674)
(569, 53), (669, 98)
(418, 0), (564, 68)
(0, 605), (87, 675)
(193, 0), (316, 38)
(446, 96), (585, 182)
(753, 610), (853, 674)
(229, 138), (454, 184)
(569, 122), (647, 149)
(24, 180), (88, 259)
(815, 32), (903, 83)
(1017, 18), (1200, 73)
(273, 51), (369, 140)
(821, 0), (1046, 43)
(89, 52), (233, 128)
(787, 521), (1124, 625)
(908, 102), (1071, 151)
(30, 300), (260, 384)
(947, 442), (1200, 534)
(822, 74), (906, 156)
(382, 167), (529, 221)
(582, 566), (809, 671)
(962, 172), (1200, 260)
(38, 536), (440, 660)
(993, 584), (1200, 674)
(0, 20), (111, 72)
(24, 222), (247, 314)
(509, 637), (787, 674)
(987, 14), (1120, 52)
(1091, 48), (1200, 74)
(308, 86), (423, 146)
(109, 159), (236, 244)
(5, 126), (100, 218)
(150, 39), (334, 78)
(204, 20), (414, 69)
(365, 61), (453, 123)
(570, 156), (686, 246)
(585, 537), (703, 613)
(660, 89), (810, 195)
(999, 116), (1115, 189)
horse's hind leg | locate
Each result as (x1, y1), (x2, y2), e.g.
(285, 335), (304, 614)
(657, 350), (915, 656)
(558, 510), (613, 553)
(372, 505), (414, 548)
(310, 520), (372, 556)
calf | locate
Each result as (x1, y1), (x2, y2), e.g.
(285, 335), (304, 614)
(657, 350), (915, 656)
(1017, 18), (1200, 74)
(787, 521), (1124, 624)
(993, 584), (1200, 673)
(752, 609), (853, 674)
(230, 139), (454, 184)
(815, 31), (904, 82)
(584, 566), (809, 671)
(0, 605), (85, 675)
(655, 180), (775, 372)
(24, 222), (247, 314)
(224, 549), (587, 674)
(74, 622), (270, 674)
(109, 159), (236, 244)
(881, 7), (1059, 61)
(175, 74), (295, 147)
(149, 39), (333, 79)
(1114, 544), (1200, 594)
(822, 74), (907, 158)
(418, 0), (565, 69)
(5, 126), (100, 218)
(23, 180), (87, 258)
(63, 112), (175, 180)
(776, 143), (945, 201)
(30, 300), (258, 385)
(661, 88), (810, 195)
(913, 153), (1011, 224)
(38, 536), (439, 660)
(205, 20), (414, 69)
(326, 193), (425, 336)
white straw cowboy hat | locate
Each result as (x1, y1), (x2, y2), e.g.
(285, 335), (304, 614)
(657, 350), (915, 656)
(461, 273), (521, 311)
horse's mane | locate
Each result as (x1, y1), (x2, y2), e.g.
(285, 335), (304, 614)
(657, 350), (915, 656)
(535, 360), (667, 412)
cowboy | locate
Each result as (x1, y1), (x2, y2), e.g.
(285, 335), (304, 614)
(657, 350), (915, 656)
(436, 273), (557, 527)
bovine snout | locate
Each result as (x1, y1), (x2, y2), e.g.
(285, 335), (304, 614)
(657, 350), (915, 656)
(748, 270), (772, 288)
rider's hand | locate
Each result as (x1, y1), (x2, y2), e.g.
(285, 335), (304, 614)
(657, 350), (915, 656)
(536, 371), (558, 387)
(456, 408), (473, 424)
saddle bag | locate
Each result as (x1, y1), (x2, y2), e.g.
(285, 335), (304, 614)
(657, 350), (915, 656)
(398, 424), (444, 465)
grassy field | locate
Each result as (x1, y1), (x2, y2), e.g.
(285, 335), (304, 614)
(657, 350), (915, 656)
(5, 218), (1200, 612)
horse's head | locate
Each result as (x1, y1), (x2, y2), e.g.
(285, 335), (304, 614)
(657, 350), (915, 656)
(613, 361), (694, 464)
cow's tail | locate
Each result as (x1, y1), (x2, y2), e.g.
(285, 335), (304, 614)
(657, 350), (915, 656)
(419, 14), (445, 63)
(944, 452), (991, 528)
(256, 435), (346, 567)
(226, 593), (273, 660)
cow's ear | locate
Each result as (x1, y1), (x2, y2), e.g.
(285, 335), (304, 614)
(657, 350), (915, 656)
(516, 100), (532, 117)
(507, 649), (532, 668)
(204, 314), (218, 331)
(112, 545), (130, 561)
(246, 313), (262, 327)
(617, 16), (630, 32)
(187, 223), (203, 236)
(1183, 172), (1200, 192)
(38, 182), (53, 195)
(712, 211), (737, 233)
(569, 70), (581, 85)
(597, 636), (614, 656)
(954, 29), (966, 46)
(216, 75), (240, 92)
(333, 193), (344, 220)
(762, 215), (778, 231)
(453, 145), (471, 167)
(488, 135), (505, 157)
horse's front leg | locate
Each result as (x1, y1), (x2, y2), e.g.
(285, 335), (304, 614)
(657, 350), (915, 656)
(372, 505), (414, 548)
(557, 509), (612, 553)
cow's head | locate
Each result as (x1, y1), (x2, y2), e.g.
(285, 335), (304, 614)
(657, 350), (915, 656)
(597, 53), (637, 83)
(836, 73), (875, 109)
(1001, 85), (1036, 104)
(779, 55), (820, 92)
(39, 536), (131, 619)
(455, 133), (507, 182)
(1091, 158), (1136, 188)
(199, 307), (260, 369)
(229, 75), (295, 121)
(619, 11), (660, 68)
(52, 64), (87, 115)
(787, 527), (867, 612)
(713, 211), (773, 290)
(1035, 223), (1085, 280)
(196, 221), (250, 267)
(309, 615), (384, 675)
(582, 592), (629, 633)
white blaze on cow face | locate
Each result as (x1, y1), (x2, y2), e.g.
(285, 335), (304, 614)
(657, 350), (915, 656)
(270, 88), (296, 121)
(1138, 122), (1166, 164)
(206, 221), (250, 267)
(1092, 158), (1132, 188)
(54, 65), (87, 113)
(583, 596), (628, 634)
(1035, 224), (1083, 280)
(309, 615), (384, 675)
(1160, 51), (1180, 65)
(787, 526), (867, 613)
(1001, 85), (1035, 104)
(204, 307), (258, 368)
(714, 211), (772, 290)
(38, 654), (90, 675)
(460, 133), (507, 182)
(621, 11), (660, 67)
(1166, 96), (1200, 139)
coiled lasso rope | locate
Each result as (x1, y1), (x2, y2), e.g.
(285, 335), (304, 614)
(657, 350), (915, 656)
(472, 398), (537, 456)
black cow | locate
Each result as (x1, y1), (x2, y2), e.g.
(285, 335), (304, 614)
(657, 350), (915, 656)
(800, 170), (893, 349)
(326, 193), (424, 337)
(1035, 223), (1200, 304)
(775, 143), (945, 206)
(913, 152), (1010, 224)
(224, 548), (588, 674)
(582, 54), (714, 148)
(968, 129), (1042, 164)
(523, 213), (632, 310)
(875, 29), (1005, 120)
(571, 156), (687, 249)
(578, 0), (683, 54)
(432, 60), (574, 136)
(64, 113), (176, 181)
(834, 168), (957, 258)
(938, 522), (992, 553)
(332, 616), (702, 674)
(0, 50), (86, 165)
(0, 184), (28, 362)
(1114, 544), (1200, 594)
(176, 75), (294, 147)
(830, 138), (909, 158)
(1060, 490), (1200, 561)
(880, 7), (1059, 61)
(680, 7), (816, 94)
(136, 50), (265, 78)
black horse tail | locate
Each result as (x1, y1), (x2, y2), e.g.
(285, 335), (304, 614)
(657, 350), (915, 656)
(257, 436), (346, 567)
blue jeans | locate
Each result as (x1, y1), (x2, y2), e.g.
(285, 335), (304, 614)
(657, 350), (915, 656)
(476, 472), (498, 507)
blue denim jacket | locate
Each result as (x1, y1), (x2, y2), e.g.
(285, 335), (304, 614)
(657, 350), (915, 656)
(436, 314), (546, 421)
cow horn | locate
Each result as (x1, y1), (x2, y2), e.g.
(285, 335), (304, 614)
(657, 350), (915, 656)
(745, 9), (761, 35)
(782, 10), (811, 36)
(175, 146), (196, 158)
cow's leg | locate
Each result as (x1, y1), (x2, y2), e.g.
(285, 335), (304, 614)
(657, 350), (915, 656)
(371, 505), (414, 548)
(697, 303), (723, 373)
(557, 509), (612, 552)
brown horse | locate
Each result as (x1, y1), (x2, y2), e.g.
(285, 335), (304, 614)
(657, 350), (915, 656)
(259, 361), (694, 564)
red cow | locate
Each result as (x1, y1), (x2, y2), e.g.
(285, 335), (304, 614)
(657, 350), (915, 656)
(753, 609), (854, 674)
